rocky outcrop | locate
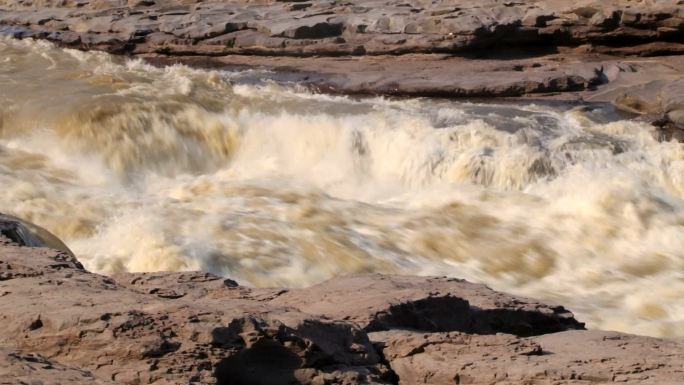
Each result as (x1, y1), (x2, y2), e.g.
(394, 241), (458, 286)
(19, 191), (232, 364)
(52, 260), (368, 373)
(0, 213), (74, 256)
(0, 0), (682, 57)
(0, 238), (390, 384)
(272, 274), (583, 336)
(607, 78), (684, 141)
(2, 215), (684, 384)
(576, 56), (684, 140)
(372, 330), (684, 384)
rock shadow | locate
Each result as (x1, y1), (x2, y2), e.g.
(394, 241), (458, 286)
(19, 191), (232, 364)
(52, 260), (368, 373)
(364, 295), (584, 336)
(214, 338), (302, 385)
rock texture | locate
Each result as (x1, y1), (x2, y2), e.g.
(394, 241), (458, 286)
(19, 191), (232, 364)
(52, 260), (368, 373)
(1, 0), (683, 57)
(372, 330), (684, 384)
(0, 238), (391, 384)
(271, 274), (583, 336)
(0, 349), (117, 385)
(2, 215), (684, 384)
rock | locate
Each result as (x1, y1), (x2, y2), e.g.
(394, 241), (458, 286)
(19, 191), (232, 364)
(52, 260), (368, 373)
(591, 67), (684, 141)
(265, 15), (345, 39)
(373, 330), (684, 384)
(273, 274), (584, 336)
(212, 315), (388, 385)
(0, 213), (75, 257)
(1, 215), (684, 384)
(0, 349), (118, 384)
(1, 0), (683, 57)
(1, 0), (683, 124)
(0, 235), (388, 384)
(150, 51), (610, 98)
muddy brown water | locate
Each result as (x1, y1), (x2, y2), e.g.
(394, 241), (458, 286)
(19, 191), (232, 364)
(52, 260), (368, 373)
(2, 37), (684, 337)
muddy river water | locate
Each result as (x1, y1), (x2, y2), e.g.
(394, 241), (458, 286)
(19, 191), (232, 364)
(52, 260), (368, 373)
(2, 37), (684, 337)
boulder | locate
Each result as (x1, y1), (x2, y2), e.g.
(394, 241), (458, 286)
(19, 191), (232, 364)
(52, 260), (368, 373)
(0, 236), (387, 384)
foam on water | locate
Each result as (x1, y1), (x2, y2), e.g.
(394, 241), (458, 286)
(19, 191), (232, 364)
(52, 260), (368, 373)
(2, 37), (684, 337)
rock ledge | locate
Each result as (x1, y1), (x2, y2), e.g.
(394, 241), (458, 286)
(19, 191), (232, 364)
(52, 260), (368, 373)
(1, 215), (684, 384)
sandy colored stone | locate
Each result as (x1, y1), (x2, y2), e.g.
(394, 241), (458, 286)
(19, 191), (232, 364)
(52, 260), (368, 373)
(1, 214), (684, 384)
(0, 0), (682, 57)
(272, 273), (584, 335)
(0, 349), (118, 385)
(372, 329), (684, 384)
(0, 231), (388, 384)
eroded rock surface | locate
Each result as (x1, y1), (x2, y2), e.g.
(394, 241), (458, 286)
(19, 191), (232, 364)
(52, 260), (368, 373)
(0, 348), (118, 385)
(372, 330), (684, 384)
(1, 0), (682, 57)
(2, 214), (684, 384)
(0, 244), (388, 384)
(0, 348), (117, 385)
(273, 274), (584, 336)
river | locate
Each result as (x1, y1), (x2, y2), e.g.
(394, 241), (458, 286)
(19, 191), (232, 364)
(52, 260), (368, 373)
(2, 37), (684, 337)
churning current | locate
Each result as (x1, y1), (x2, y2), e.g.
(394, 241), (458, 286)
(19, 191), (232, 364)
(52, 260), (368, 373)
(2, 37), (684, 337)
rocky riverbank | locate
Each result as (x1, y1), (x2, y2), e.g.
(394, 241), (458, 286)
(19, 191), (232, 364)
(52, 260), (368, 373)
(2, 216), (684, 384)
(1, 0), (683, 134)
(1, 0), (683, 57)
(2, 1), (684, 383)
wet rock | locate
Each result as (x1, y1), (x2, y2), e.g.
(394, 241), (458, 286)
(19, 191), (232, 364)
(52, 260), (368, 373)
(652, 115), (684, 142)
(602, 77), (684, 142)
(0, 213), (76, 257)
(213, 314), (390, 385)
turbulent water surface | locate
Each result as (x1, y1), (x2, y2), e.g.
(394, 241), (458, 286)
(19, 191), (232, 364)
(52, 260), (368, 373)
(2, 37), (684, 337)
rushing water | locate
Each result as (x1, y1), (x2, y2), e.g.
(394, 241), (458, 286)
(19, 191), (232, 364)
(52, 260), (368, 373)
(2, 37), (684, 337)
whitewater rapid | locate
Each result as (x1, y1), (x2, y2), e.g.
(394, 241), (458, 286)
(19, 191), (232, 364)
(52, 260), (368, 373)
(2, 37), (684, 337)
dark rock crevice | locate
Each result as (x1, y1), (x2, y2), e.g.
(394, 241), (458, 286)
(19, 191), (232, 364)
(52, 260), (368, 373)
(211, 315), (389, 385)
(214, 339), (302, 385)
(364, 295), (584, 336)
